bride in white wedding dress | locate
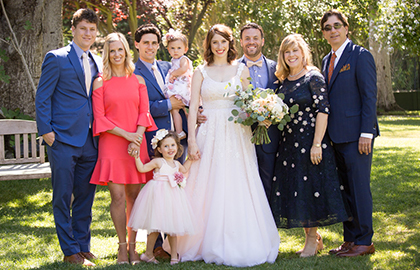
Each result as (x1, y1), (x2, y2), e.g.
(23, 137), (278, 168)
(177, 24), (280, 267)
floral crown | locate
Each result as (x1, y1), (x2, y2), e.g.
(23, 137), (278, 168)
(163, 28), (184, 47)
(151, 129), (169, 149)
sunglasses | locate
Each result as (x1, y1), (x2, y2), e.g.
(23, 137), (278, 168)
(322, 22), (344, 31)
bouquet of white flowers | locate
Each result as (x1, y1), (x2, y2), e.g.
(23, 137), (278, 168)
(225, 83), (298, 145)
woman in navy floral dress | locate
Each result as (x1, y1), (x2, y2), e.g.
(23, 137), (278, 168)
(270, 34), (349, 257)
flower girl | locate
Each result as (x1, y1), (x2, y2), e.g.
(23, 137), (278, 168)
(163, 29), (193, 139)
(128, 129), (196, 265)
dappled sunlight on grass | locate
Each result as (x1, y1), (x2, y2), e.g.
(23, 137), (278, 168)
(0, 116), (420, 269)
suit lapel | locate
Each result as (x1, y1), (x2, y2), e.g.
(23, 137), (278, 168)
(68, 45), (86, 94)
(264, 56), (278, 92)
(135, 60), (165, 98)
(329, 42), (352, 88)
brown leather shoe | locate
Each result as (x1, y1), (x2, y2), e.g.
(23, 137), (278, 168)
(329, 241), (354, 254)
(79, 251), (97, 261)
(63, 253), (95, 266)
(153, 246), (171, 259)
(337, 243), (375, 257)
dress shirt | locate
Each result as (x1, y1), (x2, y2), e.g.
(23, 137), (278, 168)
(73, 42), (97, 83)
(140, 59), (172, 111)
(244, 55), (268, 89)
(330, 39), (373, 139)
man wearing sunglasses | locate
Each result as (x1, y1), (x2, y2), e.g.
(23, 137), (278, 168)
(320, 9), (379, 257)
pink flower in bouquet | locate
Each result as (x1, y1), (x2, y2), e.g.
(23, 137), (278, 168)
(174, 172), (186, 188)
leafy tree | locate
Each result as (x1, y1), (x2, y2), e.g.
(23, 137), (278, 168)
(63, 0), (214, 61)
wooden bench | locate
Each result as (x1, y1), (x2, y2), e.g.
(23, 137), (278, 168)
(0, 119), (51, 181)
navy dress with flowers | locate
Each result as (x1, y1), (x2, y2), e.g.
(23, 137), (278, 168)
(270, 70), (349, 228)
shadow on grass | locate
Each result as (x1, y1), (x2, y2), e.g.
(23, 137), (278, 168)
(371, 146), (420, 268)
(0, 142), (419, 269)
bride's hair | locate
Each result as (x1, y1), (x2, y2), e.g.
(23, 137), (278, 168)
(203, 24), (237, 65)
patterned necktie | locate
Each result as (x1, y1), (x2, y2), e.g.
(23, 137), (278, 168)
(82, 53), (91, 96)
(246, 60), (263, 68)
(151, 65), (166, 94)
(328, 52), (337, 83)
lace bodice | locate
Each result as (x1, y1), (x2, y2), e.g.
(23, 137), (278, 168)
(198, 63), (245, 109)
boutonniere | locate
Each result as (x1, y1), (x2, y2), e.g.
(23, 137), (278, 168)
(340, 64), (350, 73)
(274, 80), (279, 84)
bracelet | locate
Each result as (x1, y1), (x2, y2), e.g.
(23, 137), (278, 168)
(314, 143), (321, 148)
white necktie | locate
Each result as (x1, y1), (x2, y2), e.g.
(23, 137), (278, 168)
(151, 65), (166, 94)
(82, 52), (91, 96)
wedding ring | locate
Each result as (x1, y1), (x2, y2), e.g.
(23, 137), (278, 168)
(138, 136), (142, 140)
(317, 156), (321, 159)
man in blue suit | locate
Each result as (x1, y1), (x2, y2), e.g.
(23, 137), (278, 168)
(321, 10), (379, 257)
(35, 8), (102, 266)
(133, 24), (188, 160)
(238, 23), (280, 200)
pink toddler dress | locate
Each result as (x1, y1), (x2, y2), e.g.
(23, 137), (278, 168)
(128, 159), (196, 236)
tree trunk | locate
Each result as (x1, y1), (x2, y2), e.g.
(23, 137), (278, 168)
(369, 27), (401, 111)
(0, 0), (62, 118)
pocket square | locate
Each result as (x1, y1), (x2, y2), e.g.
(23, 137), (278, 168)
(340, 64), (350, 73)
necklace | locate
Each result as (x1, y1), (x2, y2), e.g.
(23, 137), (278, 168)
(288, 67), (305, 78)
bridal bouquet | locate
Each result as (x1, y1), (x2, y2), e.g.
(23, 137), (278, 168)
(225, 83), (298, 145)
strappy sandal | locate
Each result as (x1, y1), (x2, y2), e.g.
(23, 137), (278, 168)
(128, 242), (141, 265)
(140, 253), (159, 264)
(117, 242), (129, 265)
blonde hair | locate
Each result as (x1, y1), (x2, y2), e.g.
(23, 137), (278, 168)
(102, 32), (135, 81)
(275, 33), (318, 82)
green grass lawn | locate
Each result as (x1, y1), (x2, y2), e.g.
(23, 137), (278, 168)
(0, 115), (419, 269)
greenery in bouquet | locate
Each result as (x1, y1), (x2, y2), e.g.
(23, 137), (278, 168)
(224, 81), (298, 145)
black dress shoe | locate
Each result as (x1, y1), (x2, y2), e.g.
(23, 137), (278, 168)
(337, 243), (375, 257)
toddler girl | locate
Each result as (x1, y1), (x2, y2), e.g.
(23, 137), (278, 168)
(163, 29), (193, 140)
(128, 129), (196, 265)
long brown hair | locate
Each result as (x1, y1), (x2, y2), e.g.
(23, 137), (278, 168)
(203, 24), (237, 65)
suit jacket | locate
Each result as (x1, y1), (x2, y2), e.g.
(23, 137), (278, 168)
(322, 41), (379, 144)
(238, 55), (280, 153)
(35, 43), (102, 147)
(134, 59), (188, 156)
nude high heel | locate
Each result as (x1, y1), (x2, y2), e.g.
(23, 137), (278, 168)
(117, 242), (129, 265)
(300, 228), (318, 258)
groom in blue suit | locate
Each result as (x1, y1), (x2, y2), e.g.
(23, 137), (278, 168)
(238, 23), (280, 200)
(321, 10), (379, 257)
(35, 9), (101, 266)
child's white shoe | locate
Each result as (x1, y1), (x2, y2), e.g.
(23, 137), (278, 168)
(178, 131), (187, 140)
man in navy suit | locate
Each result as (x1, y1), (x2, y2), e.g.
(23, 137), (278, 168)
(321, 9), (379, 257)
(238, 23), (280, 200)
(35, 8), (101, 266)
(133, 24), (188, 160)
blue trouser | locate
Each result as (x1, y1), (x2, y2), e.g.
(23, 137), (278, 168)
(333, 140), (374, 245)
(47, 132), (97, 256)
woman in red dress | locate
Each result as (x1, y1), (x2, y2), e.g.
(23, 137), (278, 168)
(90, 32), (157, 264)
